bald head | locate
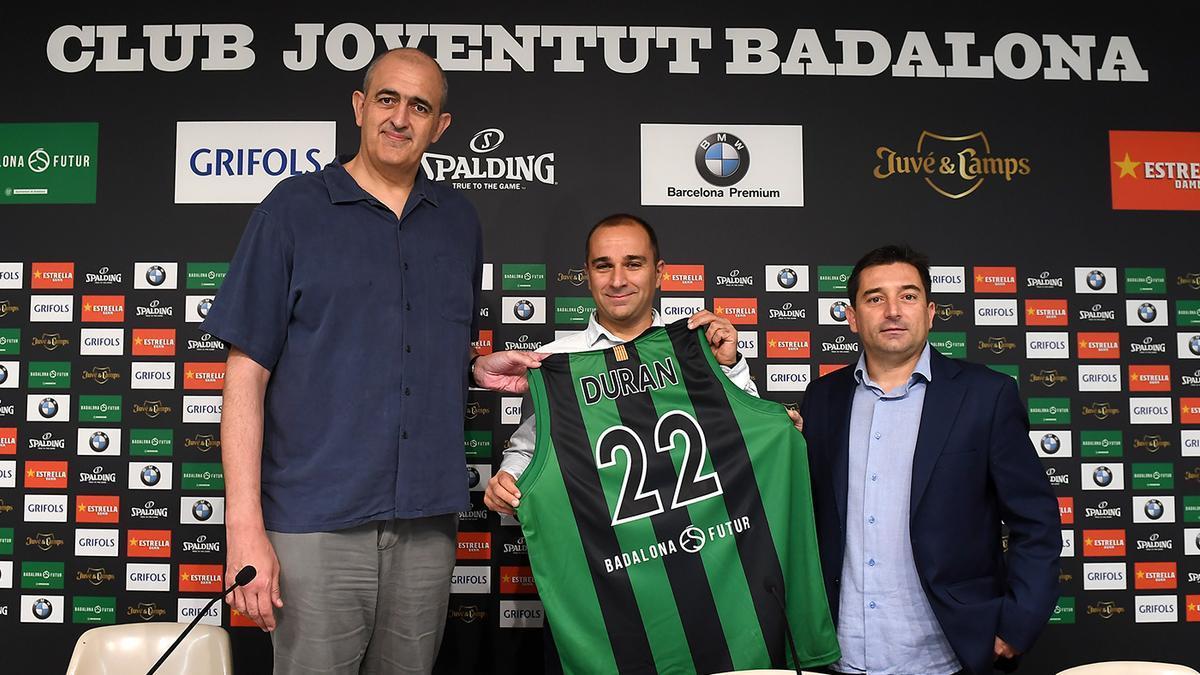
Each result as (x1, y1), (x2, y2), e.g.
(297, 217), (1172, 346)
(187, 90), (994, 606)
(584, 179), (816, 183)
(361, 48), (449, 112)
(585, 213), (661, 263)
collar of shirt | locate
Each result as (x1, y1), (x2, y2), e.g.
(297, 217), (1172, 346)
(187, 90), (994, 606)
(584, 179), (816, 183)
(854, 342), (933, 397)
(320, 158), (440, 208)
(584, 309), (664, 347)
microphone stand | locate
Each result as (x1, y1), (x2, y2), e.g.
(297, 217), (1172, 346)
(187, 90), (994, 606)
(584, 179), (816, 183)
(146, 566), (257, 675)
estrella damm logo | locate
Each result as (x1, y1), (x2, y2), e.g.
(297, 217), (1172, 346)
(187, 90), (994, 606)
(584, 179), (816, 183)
(473, 330), (493, 356)
(1025, 299), (1069, 326)
(1110, 130), (1200, 211)
(25, 460), (68, 489)
(1129, 365), (1171, 392)
(499, 566), (537, 594)
(178, 564), (223, 593)
(456, 532), (492, 561)
(766, 331), (811, 359)
(713, 298), (757, 325)
(76, 495), (120, 524)
(0, 427), (16, 454)
(183, 363), (225, 390)
(1058, 497), (1074, 525)
(132, 329), (175, 357)
(1083, 529), (1126, 557)
(973, 266), (1017, 293)
(126, 529), (171, 558)
(1182, 398), (1200, 424)
(31, 263), (74, 290)
(1134, 562), (1177, 590)
(874, 130), (1031, 199)
(1078, 332), (1121, 359)
(81, 296), (125, 323)
(661, 265), (706, 292)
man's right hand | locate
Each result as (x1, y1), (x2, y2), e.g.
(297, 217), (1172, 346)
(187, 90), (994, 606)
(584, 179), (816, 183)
(226, 526), (284, 631)
(483, 470), (521, 516)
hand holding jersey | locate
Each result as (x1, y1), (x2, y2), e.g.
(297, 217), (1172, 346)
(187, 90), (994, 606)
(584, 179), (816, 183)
(516, 320), (839, 673)
(485, 216), (801, 519)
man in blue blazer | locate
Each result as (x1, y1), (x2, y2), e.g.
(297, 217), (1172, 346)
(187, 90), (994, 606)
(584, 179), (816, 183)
(801, 245), (1061, 675)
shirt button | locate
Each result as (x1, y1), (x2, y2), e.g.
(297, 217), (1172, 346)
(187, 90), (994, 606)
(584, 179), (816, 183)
(869, 601), (877, 609)
(406, 302), (411, 311)
(403, 262), (409, 271)
(868, 516), (876, 524)
(404, 387), (411, 396)
(406, 345), (412, 353)
(401, 430), (408, 440)
(868, 558), (876, 567)
(873, 432), (881, 440)
(871, 473), (878, 481)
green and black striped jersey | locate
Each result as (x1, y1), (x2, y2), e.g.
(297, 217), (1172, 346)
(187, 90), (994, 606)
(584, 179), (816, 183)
(517, 319), (839, 674)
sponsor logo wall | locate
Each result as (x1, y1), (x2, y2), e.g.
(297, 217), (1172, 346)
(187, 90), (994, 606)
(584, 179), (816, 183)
(3, 9), (1198, 675)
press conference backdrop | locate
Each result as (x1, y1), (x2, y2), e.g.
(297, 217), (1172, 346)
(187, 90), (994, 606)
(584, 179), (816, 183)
(2, 6), (1198, 673)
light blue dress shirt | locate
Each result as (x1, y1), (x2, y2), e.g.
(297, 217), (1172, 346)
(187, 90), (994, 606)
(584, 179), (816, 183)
(832, 344), (962, 675)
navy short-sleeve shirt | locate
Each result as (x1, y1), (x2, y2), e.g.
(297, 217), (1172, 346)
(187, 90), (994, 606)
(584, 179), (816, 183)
(201, 161), (481, 532)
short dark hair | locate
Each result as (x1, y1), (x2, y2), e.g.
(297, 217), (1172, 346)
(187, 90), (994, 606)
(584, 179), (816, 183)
(847, 244), (933, 306)
(361, 48), (449, 112)
(585, 213), (661, 263)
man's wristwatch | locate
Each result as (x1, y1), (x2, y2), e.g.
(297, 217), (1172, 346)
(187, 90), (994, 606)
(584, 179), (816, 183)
(469, 355), (482, 387)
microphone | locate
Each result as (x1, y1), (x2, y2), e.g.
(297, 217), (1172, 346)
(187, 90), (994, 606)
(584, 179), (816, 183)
(146, 565), (257, 675)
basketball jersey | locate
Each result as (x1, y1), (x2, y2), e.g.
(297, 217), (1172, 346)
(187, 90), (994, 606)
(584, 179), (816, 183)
(517, 319), (839, 674)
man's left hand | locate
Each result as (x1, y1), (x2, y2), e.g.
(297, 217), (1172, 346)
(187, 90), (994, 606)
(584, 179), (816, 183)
(473, 351), (549, 393)
(688, 310), (739, 366)
(994, 636), (1018, 660)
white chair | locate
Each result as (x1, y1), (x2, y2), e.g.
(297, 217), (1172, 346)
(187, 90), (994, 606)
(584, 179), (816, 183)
(65, 623), (233, 675)
(1058, 662), (1200, 675)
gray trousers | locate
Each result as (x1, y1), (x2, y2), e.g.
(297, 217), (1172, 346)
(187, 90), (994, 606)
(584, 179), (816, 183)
(267, 514), (457, 675)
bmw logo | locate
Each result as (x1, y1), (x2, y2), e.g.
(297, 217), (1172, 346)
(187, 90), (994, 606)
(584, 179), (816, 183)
(513, 300), (535, 321)
(89, 431), (110, 453)
(1137, 302), (1157, 323)
(830, 301), (849, 323)
(146, 265), (167, 286)
(1144, 498), (1164, 520)
(197, 298), (213, 318)
(777, 268), (798, 289)
(1092, 466), (1113, 487)
(467, 466), (480, 489)
(0, 364), (7, 385)
(192, 499), (214, 521)
(140, 465), (161, 487)
(1086, 269), (1106, 290)
(1040, 434), (1060, 454)
(33, 598), (53, 620)
(694, 132), (750, 187)
(38, 397), (58, 419)
(1191, 335), (1200, 356)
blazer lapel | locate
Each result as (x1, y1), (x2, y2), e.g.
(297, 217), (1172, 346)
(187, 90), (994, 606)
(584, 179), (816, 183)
(909, 349), (967, 521)
(830, 368), (856, 535)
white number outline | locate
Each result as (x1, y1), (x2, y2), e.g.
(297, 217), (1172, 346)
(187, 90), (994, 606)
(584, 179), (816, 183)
(596, 424), (665, 526)
(655, 410), (724, 510)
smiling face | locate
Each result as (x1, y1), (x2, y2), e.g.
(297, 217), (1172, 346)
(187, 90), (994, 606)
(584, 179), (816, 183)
(846, 262), (935, 364)
(586, 222), (663, 331)
(351, 51), (450, 176)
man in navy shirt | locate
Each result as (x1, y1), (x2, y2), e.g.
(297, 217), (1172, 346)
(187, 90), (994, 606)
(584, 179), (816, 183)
(202, 48), (539, 674)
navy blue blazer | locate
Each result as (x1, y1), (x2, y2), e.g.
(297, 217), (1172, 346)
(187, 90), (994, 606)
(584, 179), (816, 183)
(800, 348), (1061, 675)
